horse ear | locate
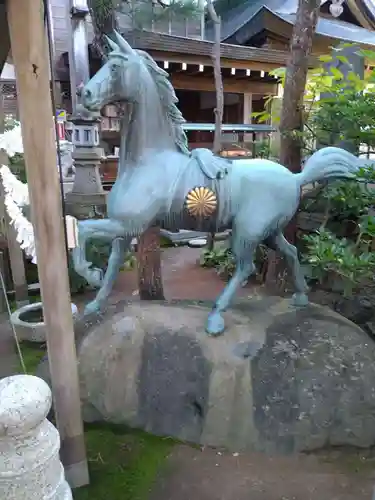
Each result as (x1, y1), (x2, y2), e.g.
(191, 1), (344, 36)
(105, 35), (119, 53)
(113, 31), (135, 55)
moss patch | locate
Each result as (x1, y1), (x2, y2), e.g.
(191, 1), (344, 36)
(19, 343), (174, 500)
(19, 341), (46, 374)
(160, 235), (175, 248)
(75, 424), (174, 500)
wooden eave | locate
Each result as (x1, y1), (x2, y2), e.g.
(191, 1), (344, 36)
(125, 29), (317, 71)
(225, 8), (268, 46)
(217, 0), (375, 43)
(266, 11), (375, 52)
(346, 0), (375, 31)
(220, 2), (375, 52)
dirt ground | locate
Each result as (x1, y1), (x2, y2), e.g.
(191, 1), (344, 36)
(150, 445), (375, 500)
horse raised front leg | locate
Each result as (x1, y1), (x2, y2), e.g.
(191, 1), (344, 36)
(272, 231), (309, 307)
(84, 236), (131, 316)
(72, 218), (126, 287)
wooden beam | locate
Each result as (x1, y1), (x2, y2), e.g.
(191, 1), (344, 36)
(6, 0), (89, 489)
(149, 50), (284, 72)
(127, 28), (301, 65)
(170, 73), (278, 94)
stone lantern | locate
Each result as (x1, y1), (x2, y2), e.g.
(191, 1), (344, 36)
(66, 118), (105, 217)
(65, 116), (105, 218)
(72, 120), (100, 147)
(64, 0), (106, 219)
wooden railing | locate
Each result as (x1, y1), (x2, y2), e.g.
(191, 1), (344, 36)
(100, 123), (276, 188)
(101, 120), (275, 156)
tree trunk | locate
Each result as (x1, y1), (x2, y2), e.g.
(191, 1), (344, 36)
(207, 0), (223, 154)
(87, 0), (118, 58)
(265, 0), (320, 287)
(137, 226), (165, 300)
(206, 0), (223, 251)
(279, 0), (320, 175)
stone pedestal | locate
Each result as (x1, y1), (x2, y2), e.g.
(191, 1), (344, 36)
(79, 299), (375, 453)
(0, 375), (72, 499)
(70, 147), (103, 195)
(38, 297), (375, 454)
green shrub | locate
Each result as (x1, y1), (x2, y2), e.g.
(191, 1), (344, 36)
(200, 243), (267, 281)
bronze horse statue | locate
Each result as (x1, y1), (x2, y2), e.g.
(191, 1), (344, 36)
(72, 32), (361, 335)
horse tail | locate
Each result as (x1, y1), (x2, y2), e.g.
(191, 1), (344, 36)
(295, 147), (360, 187)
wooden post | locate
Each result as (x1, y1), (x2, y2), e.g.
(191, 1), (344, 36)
(4, 220), (28, 306)
(6, 0), (89, 488)
(0, 93), (5, 134)
(0, 251), (7, 313)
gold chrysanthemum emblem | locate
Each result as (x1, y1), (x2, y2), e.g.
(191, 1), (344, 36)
(185, 186), (217, 218)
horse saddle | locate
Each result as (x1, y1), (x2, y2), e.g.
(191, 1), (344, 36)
(190, 148), (232, 181)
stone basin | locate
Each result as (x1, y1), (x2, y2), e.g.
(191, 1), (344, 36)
(11, 302), (78, 343)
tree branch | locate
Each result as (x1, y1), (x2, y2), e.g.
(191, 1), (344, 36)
(206, 0), (219, 23)
(206, 0), (223, 154)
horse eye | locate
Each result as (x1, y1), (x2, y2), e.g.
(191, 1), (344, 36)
(110, 64), (119, 73)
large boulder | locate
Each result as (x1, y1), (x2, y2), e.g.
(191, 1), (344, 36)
(38, 297), (375, 454)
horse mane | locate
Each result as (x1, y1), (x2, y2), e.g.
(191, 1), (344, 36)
(135, 50), (190, 156)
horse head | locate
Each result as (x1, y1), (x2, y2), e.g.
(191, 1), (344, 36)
(80, 32), (145, 112)
(80, 32), (189, 156)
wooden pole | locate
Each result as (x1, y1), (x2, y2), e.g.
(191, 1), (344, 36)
(6, 0), (89, 488)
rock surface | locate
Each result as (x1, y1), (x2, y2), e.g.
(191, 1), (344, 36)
(38, 297), (375, 454)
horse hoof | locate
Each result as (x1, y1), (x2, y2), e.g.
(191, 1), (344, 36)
(83, 301), (102, 316)
(292, 293), (309, 307)
(206, 311), (225, 336)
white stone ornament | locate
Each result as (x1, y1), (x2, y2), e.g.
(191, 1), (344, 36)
(0, 166), (80, 263)
(0, 375), (72, 499)
(0, 124), (24, 157)
(0, 165), (36, 262)
(329, 0), (344, 17)
(0, 122), (76, 263)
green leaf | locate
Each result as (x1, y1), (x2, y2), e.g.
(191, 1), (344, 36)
(336, 55), (351, 66)
(270, 67), (286, 78)
(330, 67), (344, 80)
(251, 111), (270, 123)
(334, 43), (354, 50)
(319, 54), (333, 63)
(359, 49), (375, 61)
